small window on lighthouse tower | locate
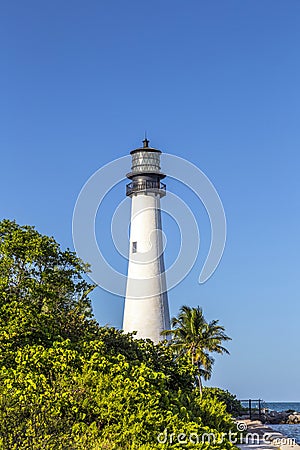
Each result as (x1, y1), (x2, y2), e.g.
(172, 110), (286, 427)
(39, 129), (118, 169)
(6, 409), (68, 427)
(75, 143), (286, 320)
(132, 241), (137, 253)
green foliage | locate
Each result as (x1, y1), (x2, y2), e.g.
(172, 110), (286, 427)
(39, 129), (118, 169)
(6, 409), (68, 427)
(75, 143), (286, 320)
(0, 221), (238, 449)
(0, 220), (98, 364)
(203, 388), (243, 417)
(0, 338), (237, 449)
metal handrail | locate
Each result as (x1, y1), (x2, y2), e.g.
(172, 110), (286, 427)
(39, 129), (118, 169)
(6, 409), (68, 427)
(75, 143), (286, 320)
(126, 180), (166, 196)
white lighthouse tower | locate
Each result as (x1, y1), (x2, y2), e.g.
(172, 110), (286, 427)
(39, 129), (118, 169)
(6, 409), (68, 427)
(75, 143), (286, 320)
(123, 138), (170, 343)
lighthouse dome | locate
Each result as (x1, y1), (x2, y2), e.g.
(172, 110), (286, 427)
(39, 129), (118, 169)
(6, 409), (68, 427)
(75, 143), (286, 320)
(129, 139), (162, 175)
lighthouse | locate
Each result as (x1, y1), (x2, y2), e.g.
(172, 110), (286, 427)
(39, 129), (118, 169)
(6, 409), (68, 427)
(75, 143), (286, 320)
(123, 138), (171, 343)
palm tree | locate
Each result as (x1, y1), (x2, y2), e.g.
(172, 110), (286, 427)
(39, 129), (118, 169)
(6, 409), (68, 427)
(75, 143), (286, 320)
(162, 305), (231, 395)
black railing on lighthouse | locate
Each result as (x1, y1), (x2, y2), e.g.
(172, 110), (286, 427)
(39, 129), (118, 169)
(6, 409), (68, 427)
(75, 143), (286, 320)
(126, 180), (166, 196)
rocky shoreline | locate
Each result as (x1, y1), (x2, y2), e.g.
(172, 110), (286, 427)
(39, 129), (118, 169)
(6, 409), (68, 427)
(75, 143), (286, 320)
(239, 410), (300, 425)
(262, 410), (300, 425)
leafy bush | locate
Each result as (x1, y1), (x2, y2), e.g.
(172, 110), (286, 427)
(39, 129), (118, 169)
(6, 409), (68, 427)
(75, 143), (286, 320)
(0, 339), (238, 449)
(203, 387), (243, 417)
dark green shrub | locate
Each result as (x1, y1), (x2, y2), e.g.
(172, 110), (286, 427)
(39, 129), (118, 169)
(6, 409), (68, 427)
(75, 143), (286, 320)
(203, 387), (243, 417)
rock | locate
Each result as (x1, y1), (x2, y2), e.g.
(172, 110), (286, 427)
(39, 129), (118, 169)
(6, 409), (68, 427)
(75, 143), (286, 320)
(287, 413), (300, 424)
(265, 411), (290, 424)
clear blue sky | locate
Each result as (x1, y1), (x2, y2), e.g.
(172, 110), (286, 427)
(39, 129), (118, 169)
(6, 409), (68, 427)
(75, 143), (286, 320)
(1, 0), (299, 401)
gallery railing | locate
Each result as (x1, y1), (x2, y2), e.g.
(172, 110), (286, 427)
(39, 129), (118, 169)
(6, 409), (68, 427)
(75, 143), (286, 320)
(126, 180), (166, 196)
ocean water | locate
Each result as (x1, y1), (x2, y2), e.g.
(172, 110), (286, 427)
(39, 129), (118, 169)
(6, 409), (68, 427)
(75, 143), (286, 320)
(264, 402), (300, 413)
(264, 402), (300, 444)
(268, 424), (300, 445)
